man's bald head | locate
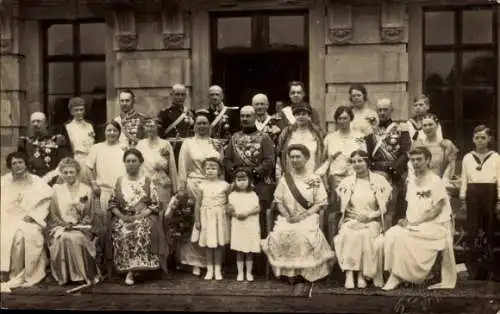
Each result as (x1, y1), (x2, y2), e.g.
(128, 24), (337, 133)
(240, 106), (256, 127)
(252, 93), (269, 117)
(208, 85), (224, 106)
(171, 84), (187, 106)
(376, 98), (393, 123)
(252, 93), (269, 105)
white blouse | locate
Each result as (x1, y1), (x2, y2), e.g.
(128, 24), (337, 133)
(86, 142), (127, 189)
(65, 120), (95, 155)
(323, 130), (366, 176)
(460, 151), (500, 200)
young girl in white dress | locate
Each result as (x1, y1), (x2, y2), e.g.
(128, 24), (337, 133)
(193, 157), (230, 280)
(226, 168), (261, 282)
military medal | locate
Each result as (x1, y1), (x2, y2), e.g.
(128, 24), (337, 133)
(34, 150), (41, 158)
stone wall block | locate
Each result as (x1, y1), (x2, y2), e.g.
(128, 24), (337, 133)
(112, 7), (138, 51)
(115, 50), (191, 88)
(0, 56), (21, 90)
(325, 45), (408, 84)
(351, 6), (381, 44)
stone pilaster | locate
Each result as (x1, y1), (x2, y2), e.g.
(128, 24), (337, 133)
(0, 3), (25, 174)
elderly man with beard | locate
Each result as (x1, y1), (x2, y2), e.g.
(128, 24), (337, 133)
(365, 98), (411, 224)
(17, 111), (71, 182)
(157, 84), (195, 160)
(206, 85), (239, 142)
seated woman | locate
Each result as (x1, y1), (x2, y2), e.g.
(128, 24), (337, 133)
(1, 152), (52, 293)
(48, 158), (100, 287)
(382, 147), (456, 290)
(262, 144), (335, 293)
(107, 148), (163, 285)
(334, 150), (392, 289)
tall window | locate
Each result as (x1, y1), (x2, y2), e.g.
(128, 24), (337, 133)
(423, 6), (498, 152)
(43, 20), (107, 140)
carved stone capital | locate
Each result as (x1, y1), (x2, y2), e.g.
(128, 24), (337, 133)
(381, 26), (405, 43)
(115, 32), (137, 51)
(329, 28), (353, 44)
(0, 38), (12, 53)
(163, 32), (185, 49)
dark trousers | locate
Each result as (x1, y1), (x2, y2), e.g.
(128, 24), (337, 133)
(466, 183), (497, 246)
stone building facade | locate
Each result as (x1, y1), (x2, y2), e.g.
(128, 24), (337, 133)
(1, 0), (499, 173)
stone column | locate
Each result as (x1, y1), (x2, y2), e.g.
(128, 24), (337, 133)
(0, 3), (24, 174)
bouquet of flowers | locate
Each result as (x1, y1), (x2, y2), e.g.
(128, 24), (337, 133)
(166, 193), (196, 238)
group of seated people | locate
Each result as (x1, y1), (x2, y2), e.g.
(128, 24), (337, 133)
(1, 82), (499, 295)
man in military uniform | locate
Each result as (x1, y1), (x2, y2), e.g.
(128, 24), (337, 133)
(252, 93), (282, 145)
(17, 112), (71, 183)
(206, 85), (239, 143)
(114, 89), (147, 147)
(157, 84), (195, 160)
(365, 98), (411, 224)
(277, 81), (322, 132)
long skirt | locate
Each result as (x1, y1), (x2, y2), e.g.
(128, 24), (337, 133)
(383, 222), (453, 284)
(177, 176), (206, 268)
(262, 214), (335, 282)
(110, 216), (160, 273)
(49, 229), (100, 284)
(334, 220), (382, 279)
(1, 221), (47, 289)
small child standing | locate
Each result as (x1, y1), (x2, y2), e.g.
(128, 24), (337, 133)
(226, 168), (261, 282)
(193, 157), (230, 280)
(460, 125), (500, 279)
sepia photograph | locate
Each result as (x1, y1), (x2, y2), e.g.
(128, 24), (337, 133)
(0, 0), (499, 312)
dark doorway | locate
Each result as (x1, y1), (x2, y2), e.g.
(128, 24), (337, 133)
(210, 12), (309, 118)
(212, 51), (308, 113)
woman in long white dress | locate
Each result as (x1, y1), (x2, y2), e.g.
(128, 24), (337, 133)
(86, 121), (127, 231)
(61, 97), (95, 183)
(334, 150), (392, 289)
(48, 158), (100, 286)
(347, 84), (378, 136)
(1, 152), (52, 293)
(382, 146), (456, 290)
(136, 117), (177, 207)
(262, 144), (335, 292)
(175, 110), (223, 276)
(321, 106), (367, 191)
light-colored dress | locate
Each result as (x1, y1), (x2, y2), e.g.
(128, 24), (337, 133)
(48, 182), (100, 285)
(333, 173), (391, 284)
(86, 141), (127, 229)
(320, 129), (367, 187)
(383, 172), (456, 288)
(0, 173), (52, 291)
(136, 137), (178, 207)
(65, 120), (95, 176)
(108, 175), (161, 273)
(262, 173), (335, 282)
(192, 180), (230, 248)
(228, 191), (261, 253)
(351, 106), (378, 136)
(176, 136), (221, 267)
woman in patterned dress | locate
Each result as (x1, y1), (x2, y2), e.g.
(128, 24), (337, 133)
(173, 109), (223, 276)
(262, 144), (335, 293)
(107, 148), (161, 285)
(333, 150), (392, 289)
(48, 158), (100, 286)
